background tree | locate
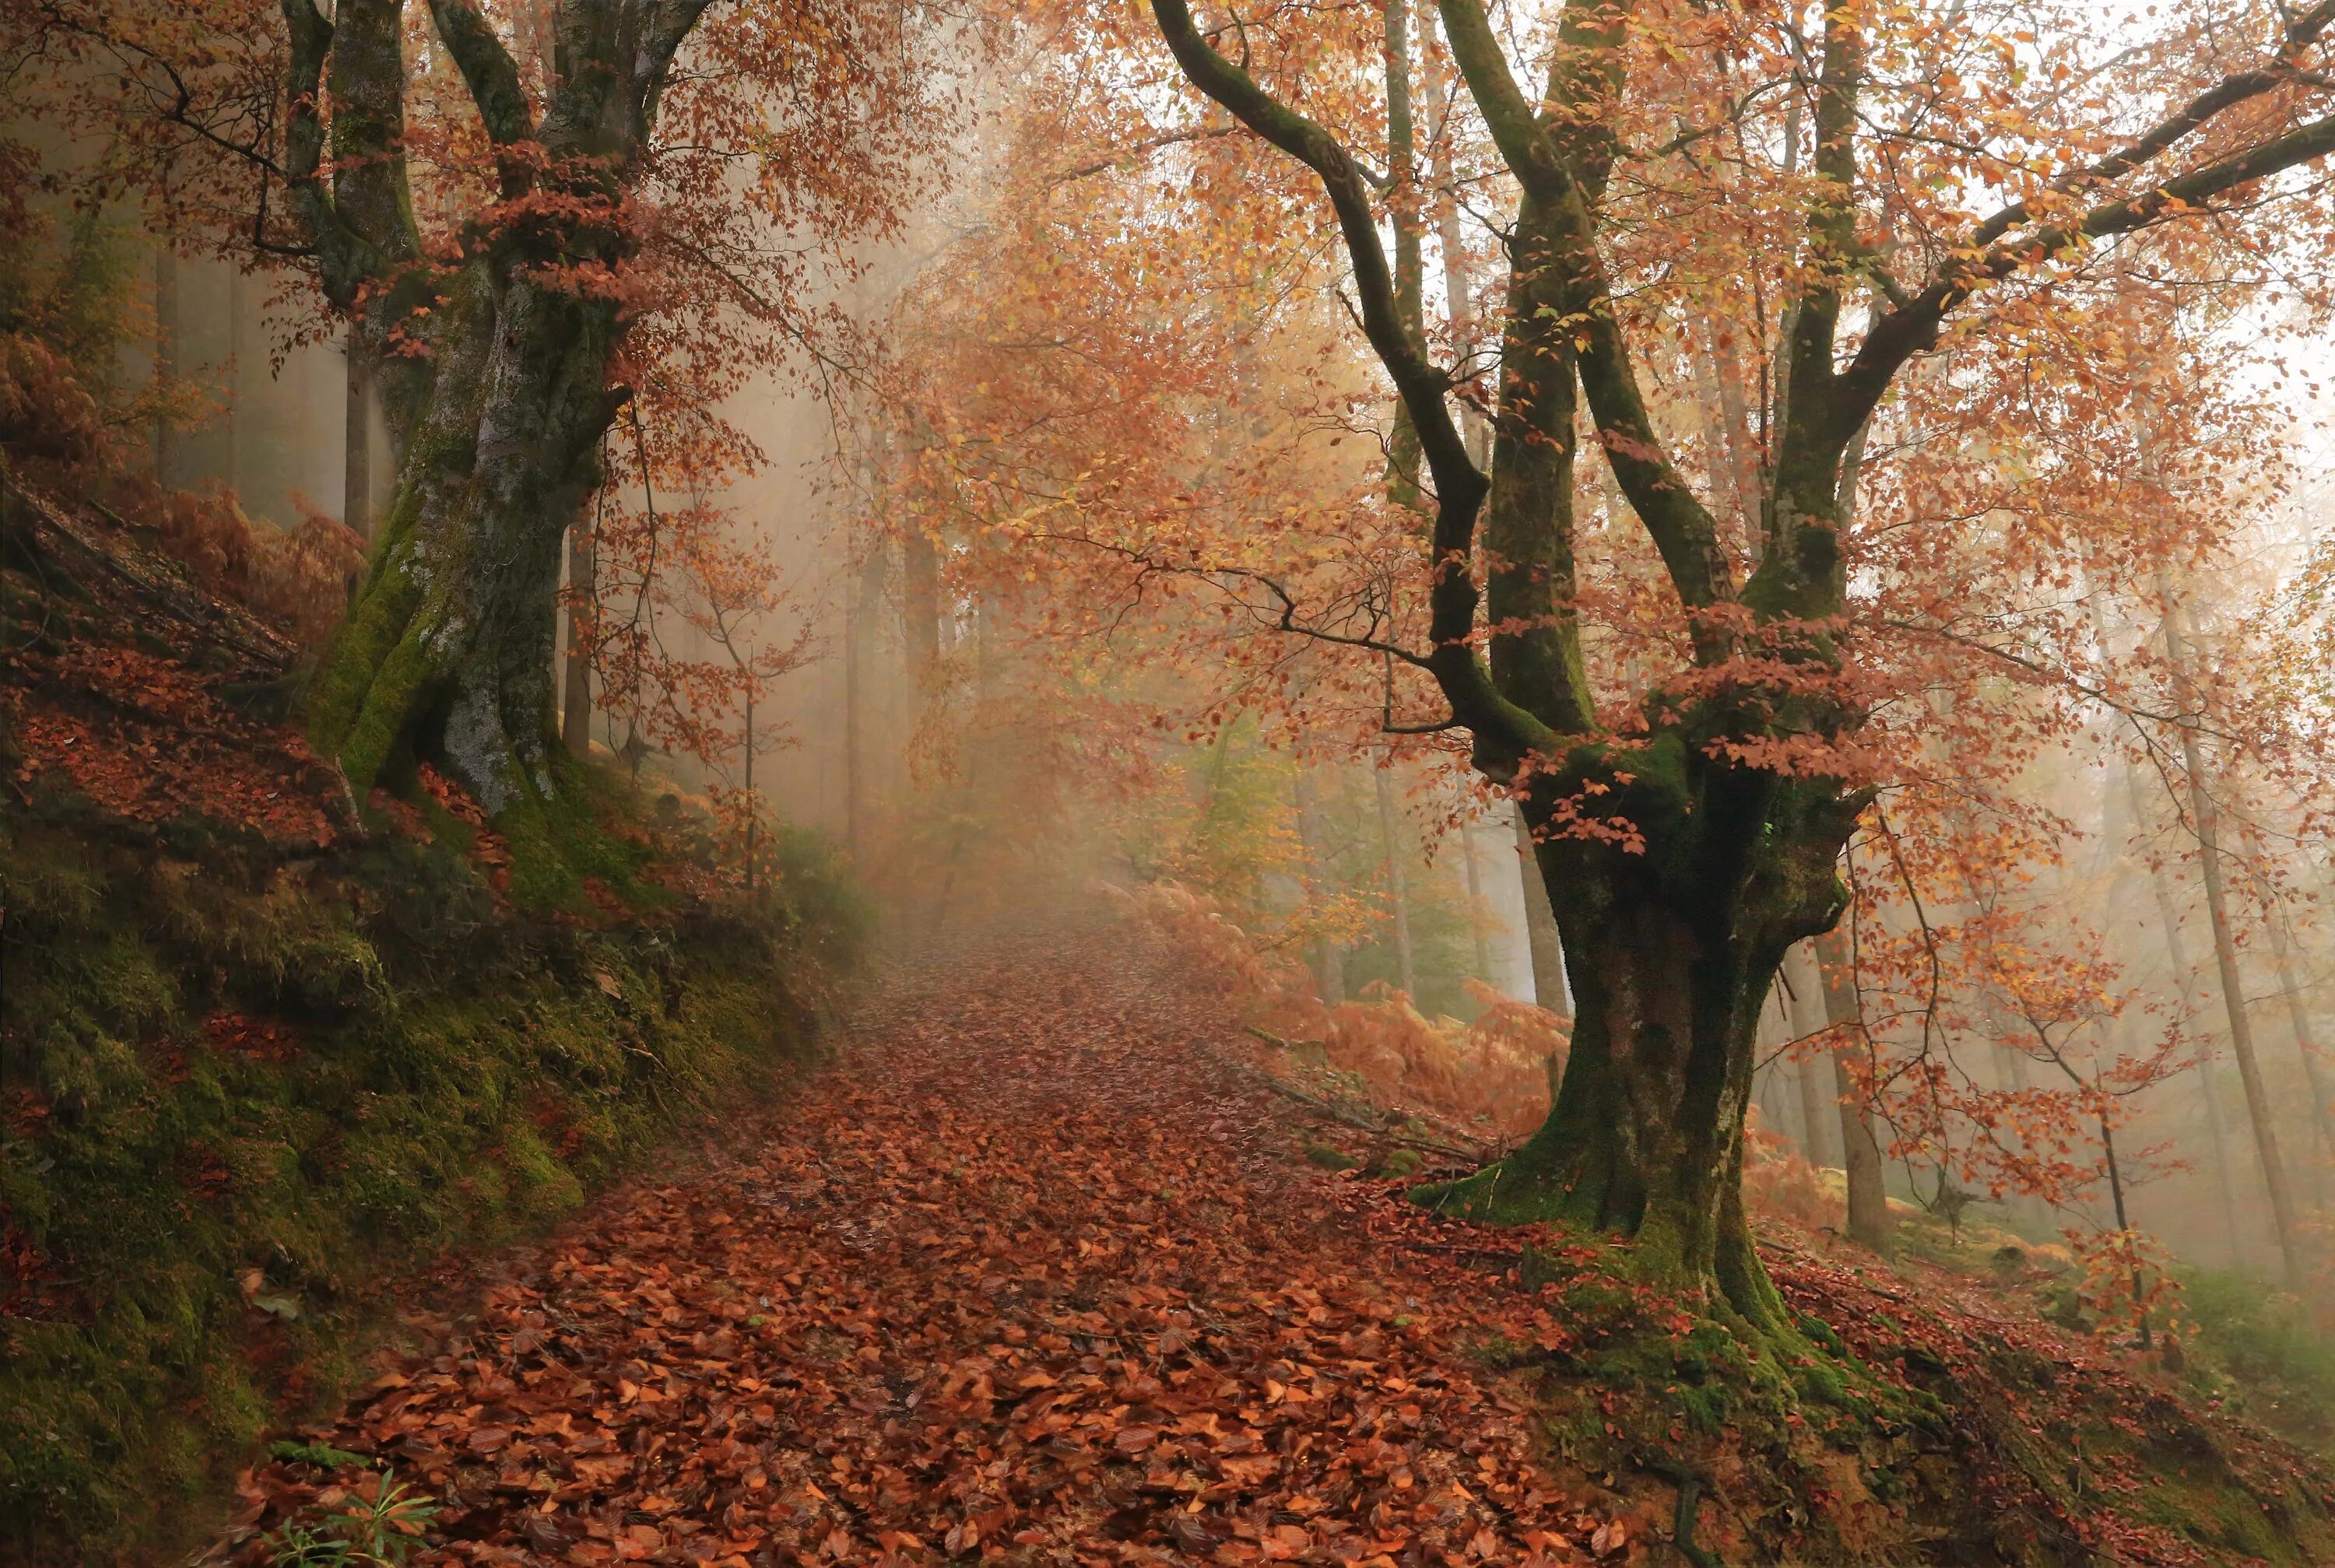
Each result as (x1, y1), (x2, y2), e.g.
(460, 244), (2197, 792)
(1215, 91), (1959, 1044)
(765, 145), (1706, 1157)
(9, 0), (953, 893)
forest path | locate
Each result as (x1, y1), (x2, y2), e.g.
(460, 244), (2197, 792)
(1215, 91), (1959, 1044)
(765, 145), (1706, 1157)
(231, 930), (1614, 1567)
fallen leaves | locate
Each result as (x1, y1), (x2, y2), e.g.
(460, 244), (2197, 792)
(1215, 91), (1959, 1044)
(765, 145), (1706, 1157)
(226, 941), (1615, 1566)
(2, 641), (338, 844)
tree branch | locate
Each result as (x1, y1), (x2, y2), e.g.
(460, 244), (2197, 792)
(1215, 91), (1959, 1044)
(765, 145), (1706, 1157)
(427, 0), (535, 147)
(1970, 2), (2335, 249)
(1836, 104), (2335, 445)
(1152, 0), (1562, 765)
(276, 0), (374, 306)
(1439, 0), (1733, 644)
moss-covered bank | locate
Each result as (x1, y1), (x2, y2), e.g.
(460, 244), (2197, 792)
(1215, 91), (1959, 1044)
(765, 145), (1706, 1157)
(0, 763), (857, 1564)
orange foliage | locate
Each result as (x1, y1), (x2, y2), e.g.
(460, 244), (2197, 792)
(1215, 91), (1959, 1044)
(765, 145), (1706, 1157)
(1120, 879), (1562, 1138)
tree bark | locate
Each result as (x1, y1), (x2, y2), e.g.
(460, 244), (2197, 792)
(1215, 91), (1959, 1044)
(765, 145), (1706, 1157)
(1422, 768), (1859, 1324)
(1374, 762), (1417, 1000)
(310, 262), (623, 828)
(1813, 929), (1892, 1253)
(1512, 804), (1569, 1017)
(1434, 862), (1782, 1324)
(2162, 596), (2304, 1286)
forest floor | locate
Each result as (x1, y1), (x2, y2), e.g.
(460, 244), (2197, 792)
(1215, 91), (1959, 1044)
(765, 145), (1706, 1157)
(213, 930), (2335, 1568)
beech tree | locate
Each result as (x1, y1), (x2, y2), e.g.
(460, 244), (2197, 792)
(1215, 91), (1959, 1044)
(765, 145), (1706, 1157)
(12, 0), (947, 882)
(1129, 0), (2335, 1328)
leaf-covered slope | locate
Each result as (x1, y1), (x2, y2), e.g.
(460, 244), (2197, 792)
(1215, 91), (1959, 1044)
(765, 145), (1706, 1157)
(0, 476), (850, 1565)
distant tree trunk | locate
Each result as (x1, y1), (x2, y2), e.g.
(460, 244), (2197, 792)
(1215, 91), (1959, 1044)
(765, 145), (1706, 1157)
(2145, 837), (2245, 1261)
(343, 322), (372, 540)
(2162, 596), (2303, 1286)
(1294, 766), (1344, 1006)
(1460, 816), (1493, 983)
(1375, 762), (1417, 1000)
(845, 540), (886, 857)
(1779, 947), (1835, 1168)
(1512, 805), (1569, 1017)
(1812, 930), (1892, 1253)
(2267, 911), (2332, 1207)
(742, 683), (757, 890)
(153, 233), (178, 488)
(561, 508), (594, 759)
(1750, 1038), (1793, 1150)
(225, 264), (244, 496)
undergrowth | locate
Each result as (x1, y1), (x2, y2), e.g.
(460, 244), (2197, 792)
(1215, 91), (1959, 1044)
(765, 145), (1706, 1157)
(2178, 1265), (2335, 1456)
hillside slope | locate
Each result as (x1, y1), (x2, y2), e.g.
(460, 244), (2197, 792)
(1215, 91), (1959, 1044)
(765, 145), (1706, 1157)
(0, 475), (856, 1565)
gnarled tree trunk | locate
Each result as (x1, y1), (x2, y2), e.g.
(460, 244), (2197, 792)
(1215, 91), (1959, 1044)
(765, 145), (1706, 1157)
(307, 267), (620, 828)
(1427, 764), (1858, 1325)
(281, 0), (704, 882)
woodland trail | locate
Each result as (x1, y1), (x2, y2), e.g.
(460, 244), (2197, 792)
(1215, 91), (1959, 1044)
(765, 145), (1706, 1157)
(223, 929), (1620, 1568)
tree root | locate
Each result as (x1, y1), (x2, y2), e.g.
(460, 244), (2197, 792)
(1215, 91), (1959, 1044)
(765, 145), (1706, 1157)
(1642, 1456), (1726, 1568)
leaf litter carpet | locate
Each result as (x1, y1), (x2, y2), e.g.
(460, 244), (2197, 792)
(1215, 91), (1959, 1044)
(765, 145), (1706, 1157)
(226, 932), (1624, 1567)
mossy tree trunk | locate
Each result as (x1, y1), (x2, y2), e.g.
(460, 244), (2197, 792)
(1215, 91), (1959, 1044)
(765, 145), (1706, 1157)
(1150, 0), (2335, 1327)
(279, 0), (706, 846)
(1154, 0), (1874, 1328)
(1434, 760), (1859, 1327)
(307, 265), (622, 823)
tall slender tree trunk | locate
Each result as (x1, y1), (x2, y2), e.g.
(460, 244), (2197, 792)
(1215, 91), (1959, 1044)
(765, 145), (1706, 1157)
(2097, 1111), (2152, 1345)
(1375, 762), (1417, 1001)
(2151, 863), (2246, 1262)
(1778, 946), (1835, 1167)
(1813, 930), (1892, 1253)
(742, 683), (757, 890)
(1294, 766), (1344, 1006)
(2161, 597), (2303, 1285)
(1460, 814), (1493, 984)
(344, 323), (373, 540)
(2267, 911), (2332, 1207)
(153, 233), (178, 489)
(1512, 805), (1570, 1016)
(845, 540), (887, 857)
(225, 265), (244, 497)
(561, 507), (594, 758)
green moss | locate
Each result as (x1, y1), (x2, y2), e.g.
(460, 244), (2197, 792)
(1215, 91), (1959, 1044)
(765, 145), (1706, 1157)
(305, 503), (427, 768)
(0, 787), (851, 1566)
